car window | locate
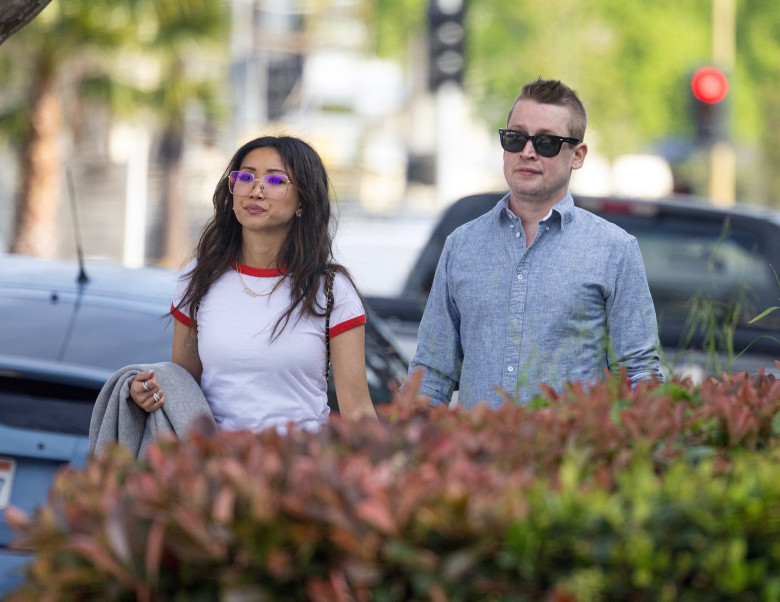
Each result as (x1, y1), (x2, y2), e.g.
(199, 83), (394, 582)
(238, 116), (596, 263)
(401, 193), (500, 301)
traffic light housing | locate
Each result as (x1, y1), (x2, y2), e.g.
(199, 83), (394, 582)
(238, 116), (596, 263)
(428, 0), (465, 91)
(690, 66), (729, 145)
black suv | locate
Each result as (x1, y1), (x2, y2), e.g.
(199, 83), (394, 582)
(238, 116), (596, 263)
(367, 192), (780, 381)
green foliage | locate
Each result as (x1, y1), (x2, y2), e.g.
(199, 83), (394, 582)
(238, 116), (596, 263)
(371, 0), (427, 59)
(374, 0), (715, 157)
(467, 1), (716, 158)
(6, 366), (780, 600)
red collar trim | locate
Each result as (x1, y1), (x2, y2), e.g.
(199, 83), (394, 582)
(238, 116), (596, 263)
(232, 262), (286, 277)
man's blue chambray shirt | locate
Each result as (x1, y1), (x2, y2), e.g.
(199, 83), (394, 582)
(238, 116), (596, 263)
(409, 193), (663, 409)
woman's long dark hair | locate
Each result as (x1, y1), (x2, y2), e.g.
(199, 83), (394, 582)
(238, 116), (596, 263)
(175, 135), (360, 338)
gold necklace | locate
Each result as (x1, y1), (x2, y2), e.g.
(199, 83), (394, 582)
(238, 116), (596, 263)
(236, 264), (277, 297)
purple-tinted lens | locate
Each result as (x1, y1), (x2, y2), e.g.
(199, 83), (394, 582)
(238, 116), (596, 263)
(229, 171), (255, 194)
(263, 174), (288, 187)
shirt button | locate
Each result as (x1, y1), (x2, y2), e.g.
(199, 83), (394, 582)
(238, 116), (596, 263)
(515, 232), (521, 238)
(545, 226), (550, 231)
(517, 274), (523, 280)
(507, 365), (514, 372)
(510, 224), (515, 229)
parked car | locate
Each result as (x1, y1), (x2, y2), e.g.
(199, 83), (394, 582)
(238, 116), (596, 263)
(366, 192), (780, 382)
(0, 253), (408, 593)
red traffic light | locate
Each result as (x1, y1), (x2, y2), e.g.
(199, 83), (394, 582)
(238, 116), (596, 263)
(691, 66), (729, 104)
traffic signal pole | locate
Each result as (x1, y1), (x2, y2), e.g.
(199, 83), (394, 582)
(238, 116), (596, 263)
(710, 0), (736, 207)
(428, 0), (465, 207)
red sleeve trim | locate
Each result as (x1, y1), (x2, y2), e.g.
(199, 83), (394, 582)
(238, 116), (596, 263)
(171, 304), (194, 328)
(329, 314), (366, 338)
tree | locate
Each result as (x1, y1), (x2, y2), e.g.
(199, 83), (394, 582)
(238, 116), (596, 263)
(0, 0), (228, 260)
(136, 0), (229, 266)
(1, 0), (139, 257)
(0, 0), (52, 45)
(452, 1), (714, 157)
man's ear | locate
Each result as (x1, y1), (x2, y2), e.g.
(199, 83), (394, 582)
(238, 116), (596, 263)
(571, 142), (588, 170)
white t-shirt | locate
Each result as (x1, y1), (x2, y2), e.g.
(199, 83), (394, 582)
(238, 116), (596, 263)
(171, 260), (365, 432)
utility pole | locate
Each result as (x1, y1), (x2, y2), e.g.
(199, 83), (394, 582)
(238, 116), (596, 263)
(427, 0), (466, 207)
(709, 0), (736, 207)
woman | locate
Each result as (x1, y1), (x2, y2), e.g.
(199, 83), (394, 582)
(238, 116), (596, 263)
(129, 135), (377, 432)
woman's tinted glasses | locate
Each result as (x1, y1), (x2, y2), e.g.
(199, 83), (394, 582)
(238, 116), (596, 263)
(498, 129), (580, 157)
(229, 171), (292, 198)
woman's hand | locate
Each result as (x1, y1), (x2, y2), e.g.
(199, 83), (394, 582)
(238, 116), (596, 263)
(129, 369), (165, 412)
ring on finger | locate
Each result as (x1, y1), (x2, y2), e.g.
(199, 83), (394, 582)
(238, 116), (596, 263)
(153, 393), (161, 402)
(143, 380), (150, 391)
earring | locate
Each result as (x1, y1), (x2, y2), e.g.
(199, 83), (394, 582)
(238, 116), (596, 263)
(296, 208), (303, 218)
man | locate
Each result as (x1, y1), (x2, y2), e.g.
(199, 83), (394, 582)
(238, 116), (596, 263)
(409, 78), (662, 408)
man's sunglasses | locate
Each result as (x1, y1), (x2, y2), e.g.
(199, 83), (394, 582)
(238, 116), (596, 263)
(499, 129), (580, 158)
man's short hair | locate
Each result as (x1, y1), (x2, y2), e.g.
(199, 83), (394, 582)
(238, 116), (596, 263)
(507, 78), (587, 140)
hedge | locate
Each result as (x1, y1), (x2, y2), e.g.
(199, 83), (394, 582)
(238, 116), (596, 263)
(5, 365), (780, 601)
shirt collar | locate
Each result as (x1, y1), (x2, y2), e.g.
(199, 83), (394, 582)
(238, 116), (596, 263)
(552, 193), (576, 230)
(232, 262), (286, 277)
(497, 192), (576, 230)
